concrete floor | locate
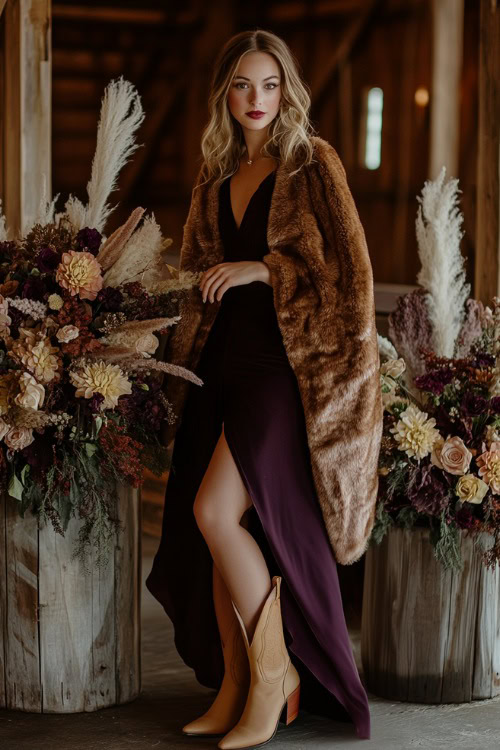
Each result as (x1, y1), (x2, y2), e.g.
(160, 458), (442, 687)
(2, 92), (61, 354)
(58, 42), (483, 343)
(1, 533), (500, 750)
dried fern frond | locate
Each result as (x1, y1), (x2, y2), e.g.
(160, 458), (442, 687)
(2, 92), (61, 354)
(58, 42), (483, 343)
(102, 212), (161, 287)
(97, 206), (145, 271)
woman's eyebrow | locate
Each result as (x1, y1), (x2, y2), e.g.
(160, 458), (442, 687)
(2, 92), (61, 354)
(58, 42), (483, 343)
(233, 75), (280, 81)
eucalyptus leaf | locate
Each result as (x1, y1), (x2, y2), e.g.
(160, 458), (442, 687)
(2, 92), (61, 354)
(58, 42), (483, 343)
(8, 470), (24, 501)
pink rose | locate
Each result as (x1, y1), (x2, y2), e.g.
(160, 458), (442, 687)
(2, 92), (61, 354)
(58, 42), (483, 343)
(4, 426), (34, 451)
(56, 325), (80, 343)
(431, 435), (472, 475)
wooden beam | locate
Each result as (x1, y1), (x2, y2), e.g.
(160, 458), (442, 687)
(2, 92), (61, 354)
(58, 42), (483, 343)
(3, 0), (51, 238)
(311, 0), (383, 107)
(428, 0), (464, 179)
(51, 5), (197, 26)
(475, 0), (500, 303)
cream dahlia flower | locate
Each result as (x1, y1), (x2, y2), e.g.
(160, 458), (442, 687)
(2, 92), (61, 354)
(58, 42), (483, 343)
(70, 361), (132, 409)
(16, 337), (61, 383)
(15, 372), (45, 410)
(389, 403), (441, 460)
(455, 474), (489, 504)
(476, 441), (500, 494)
(55, 250), (103, 301)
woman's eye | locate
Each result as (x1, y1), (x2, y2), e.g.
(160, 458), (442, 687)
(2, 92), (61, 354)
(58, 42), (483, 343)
(234, 82), (279, 90)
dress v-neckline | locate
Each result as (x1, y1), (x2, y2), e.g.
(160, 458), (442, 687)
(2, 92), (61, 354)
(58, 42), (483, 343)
(228, 170), (276, 232)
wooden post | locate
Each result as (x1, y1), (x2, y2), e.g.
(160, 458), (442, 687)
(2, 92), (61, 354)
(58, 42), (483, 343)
(0, 485), (141, 712)
(475, 0), (500, 303)
(361, 526), (500, 703)
(2, 0), (51, 238)
(428, 0), (464, 180)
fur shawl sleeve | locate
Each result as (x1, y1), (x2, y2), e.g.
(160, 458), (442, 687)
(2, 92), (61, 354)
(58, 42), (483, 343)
(262, 137), (383, 564)
(159, 136), (383, 566)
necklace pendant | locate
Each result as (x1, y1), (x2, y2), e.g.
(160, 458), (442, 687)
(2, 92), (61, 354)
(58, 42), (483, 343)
(247, 159), (253, 165)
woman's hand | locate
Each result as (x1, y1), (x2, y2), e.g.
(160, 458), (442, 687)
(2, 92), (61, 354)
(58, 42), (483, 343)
(199, 261), (271, 303)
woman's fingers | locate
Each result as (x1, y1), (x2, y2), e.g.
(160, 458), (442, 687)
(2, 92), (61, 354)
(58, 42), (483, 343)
(202, 267), (229, 302)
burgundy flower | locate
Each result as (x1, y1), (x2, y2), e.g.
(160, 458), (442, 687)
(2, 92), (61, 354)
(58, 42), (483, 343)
(88, 392), (105, 412)
(434, 403), (472, 443)
(414, 368), (454, 395)
(36, 246), (60, 273)
(471, 352), (495, 367)
(489, 396), (500, 415)
(21, 275), (46, 301)
(455, 504), (476, 529)
(461, 391), (487, 417)
(76, 227), (102, 256)
(96, 286), (123, 311)
(407, 463), (449, 517)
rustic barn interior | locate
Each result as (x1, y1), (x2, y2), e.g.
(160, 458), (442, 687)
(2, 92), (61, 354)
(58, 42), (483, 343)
(0, 0), (499, 748)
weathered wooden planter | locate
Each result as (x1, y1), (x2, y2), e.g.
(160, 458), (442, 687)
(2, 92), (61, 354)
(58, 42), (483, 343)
(0, 485), (141, 712)
(361, 526), (500, 703)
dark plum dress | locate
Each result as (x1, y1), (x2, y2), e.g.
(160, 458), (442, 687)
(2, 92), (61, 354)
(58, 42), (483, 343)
(145, 169), (371, 740)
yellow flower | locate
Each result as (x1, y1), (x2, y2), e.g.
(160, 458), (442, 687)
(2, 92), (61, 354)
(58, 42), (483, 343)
(70, 361), (132, 409)
(456, 474), (489, 504)
(48, 293), (64, 310)
(55, 250), (103, 301)
(389, 403), (441, 460)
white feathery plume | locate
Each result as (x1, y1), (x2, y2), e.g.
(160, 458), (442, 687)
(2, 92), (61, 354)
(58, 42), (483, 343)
(60, 194), (87, 230)
(0, 199), (8, 241)
(29, 174), (60, 232)
(377, 333), (399, 361)
(415, 166), (470, 357)
(103, 212), (163, 288)
(82, 76), (145, 232)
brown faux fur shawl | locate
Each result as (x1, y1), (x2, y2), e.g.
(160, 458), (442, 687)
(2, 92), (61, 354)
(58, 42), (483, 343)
(160, 135), (383, 566)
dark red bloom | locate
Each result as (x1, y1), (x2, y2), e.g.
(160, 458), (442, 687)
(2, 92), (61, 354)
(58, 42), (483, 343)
(36, 247), (60, 273)
(414, 368), (454, 395)
(407, 463), (449, 517)
(461, 391), (488, 417)
(76, 227), (102, 256)
(21, 275), (47, 301)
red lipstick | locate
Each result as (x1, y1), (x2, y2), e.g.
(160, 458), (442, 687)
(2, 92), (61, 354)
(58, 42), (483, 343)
(246, 111), (265, 119)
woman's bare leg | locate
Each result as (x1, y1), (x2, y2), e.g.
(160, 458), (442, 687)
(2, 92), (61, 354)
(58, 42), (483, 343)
(194, 425), (271, 642)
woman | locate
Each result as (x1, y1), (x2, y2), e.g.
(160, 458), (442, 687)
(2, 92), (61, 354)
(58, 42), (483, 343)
(146, 29), (383, 747)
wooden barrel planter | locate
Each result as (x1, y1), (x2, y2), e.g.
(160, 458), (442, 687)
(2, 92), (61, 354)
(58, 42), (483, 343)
(0, 485), (141, 712)
(361, 526), (500, 703)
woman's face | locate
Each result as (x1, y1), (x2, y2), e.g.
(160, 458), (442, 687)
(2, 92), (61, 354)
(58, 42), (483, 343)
(227, 51), (281, 132)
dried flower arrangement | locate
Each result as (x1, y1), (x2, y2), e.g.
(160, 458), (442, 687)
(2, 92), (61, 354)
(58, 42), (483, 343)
(0, 77), (201, 568)
(374, 168), (500, 571)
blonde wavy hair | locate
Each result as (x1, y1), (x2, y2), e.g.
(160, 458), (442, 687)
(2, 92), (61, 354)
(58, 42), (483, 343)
(198, 29), (317, 188)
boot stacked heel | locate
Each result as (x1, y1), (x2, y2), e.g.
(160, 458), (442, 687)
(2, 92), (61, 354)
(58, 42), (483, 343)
(217, 576), (300, 749)
(279, 683), (301, 726)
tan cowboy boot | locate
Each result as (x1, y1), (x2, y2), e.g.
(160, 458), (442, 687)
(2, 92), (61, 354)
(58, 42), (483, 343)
(182, 607), (250, 736)
(217, 576), (300, 749)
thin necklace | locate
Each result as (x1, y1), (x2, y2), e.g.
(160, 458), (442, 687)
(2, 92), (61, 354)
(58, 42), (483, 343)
(245, 150), (262, 166)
